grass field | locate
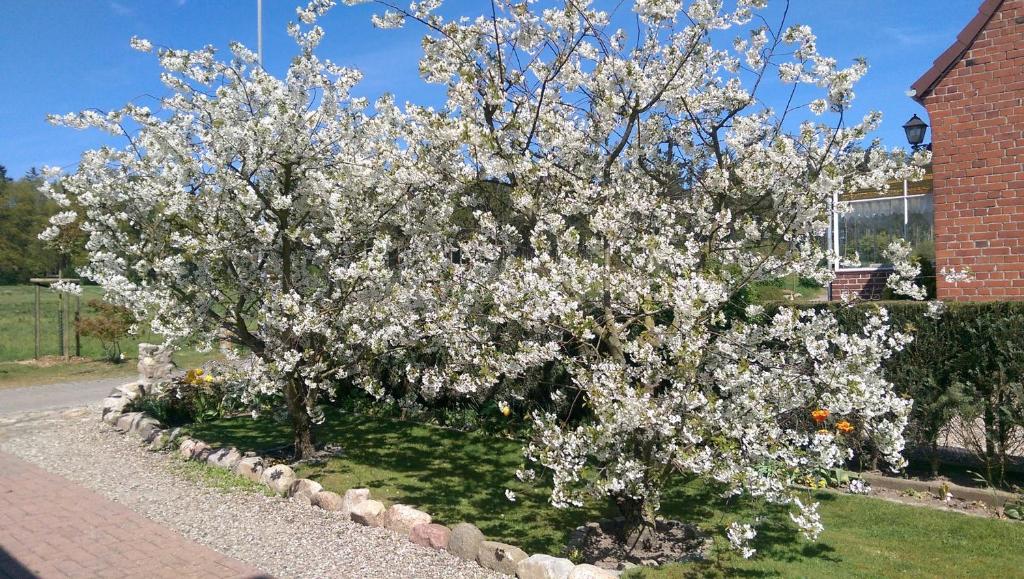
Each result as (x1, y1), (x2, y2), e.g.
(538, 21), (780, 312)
(0, 349), (219, 389)
(0, 285), (213, 388)
(749, 274), (826, 303)
(190, 411), (1024, 578)
(0, 284), (166, 361)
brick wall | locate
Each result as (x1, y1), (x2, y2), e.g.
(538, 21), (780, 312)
(920, 0), (1024, 301)
(830, 270), (892, 301)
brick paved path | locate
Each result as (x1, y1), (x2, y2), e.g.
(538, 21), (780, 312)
(0, 451), (267, 579)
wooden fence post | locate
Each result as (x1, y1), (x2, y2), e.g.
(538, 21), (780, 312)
(58, 291), (65, 359)
(28, 278), (82, 362)
(74, 294), (81, 357)
(34, 284), (40, 359)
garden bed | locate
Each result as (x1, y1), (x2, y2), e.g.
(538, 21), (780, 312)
(187, 410), (1024, 577)
(860, 471), (1018, 513)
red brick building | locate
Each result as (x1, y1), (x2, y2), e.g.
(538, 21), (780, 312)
(911, 0), (1024, 300)
(830, 0), (1024, 301)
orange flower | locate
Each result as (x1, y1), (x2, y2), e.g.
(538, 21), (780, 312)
(811, 409), (830, 424)
(836, 420), (855, 434)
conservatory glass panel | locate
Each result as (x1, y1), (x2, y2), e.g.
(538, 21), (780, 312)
(907, 194), (935, 261)
(837, 197), (904, 268)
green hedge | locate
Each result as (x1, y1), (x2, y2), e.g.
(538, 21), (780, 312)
(327, 298), (1024, 486)
(819, 300), (1024, 484)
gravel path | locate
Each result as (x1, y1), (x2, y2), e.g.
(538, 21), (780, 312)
(0, 376), (131, 415)
(0, 407), (500, 579)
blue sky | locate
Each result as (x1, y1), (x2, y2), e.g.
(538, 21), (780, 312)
(0, 1), (979, 178)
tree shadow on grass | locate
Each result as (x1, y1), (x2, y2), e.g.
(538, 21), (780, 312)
(313, 413), (613, 553)
(659, 482), (841, 573)
(192, 410), (608, 553)
(191, 412), (841, 564)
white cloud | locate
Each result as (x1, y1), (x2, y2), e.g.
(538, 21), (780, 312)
(109, 1), (134, 16)
(881, 27), (954, 48)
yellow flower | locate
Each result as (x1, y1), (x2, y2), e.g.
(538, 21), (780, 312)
(811, 409), (830, 424)
(836, 420), (855, 434)
(203, 374), (214, 383)
(498, 401), (511, 417)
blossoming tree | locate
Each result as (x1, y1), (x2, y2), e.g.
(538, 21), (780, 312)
(42, 4), (453, 458)
(45, 0), (928, 556)
(365, 0), (924, 552)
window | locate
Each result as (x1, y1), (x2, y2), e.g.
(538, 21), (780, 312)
(906, 194), (934, 259)
(832, 178), (934, 270)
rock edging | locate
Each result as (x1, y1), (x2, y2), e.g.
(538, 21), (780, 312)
(101, 382), (622, 578)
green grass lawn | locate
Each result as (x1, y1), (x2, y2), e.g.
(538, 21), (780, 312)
(0, 349), (218, 389)
(190, 411), (1024, 577)
(0, 284), (171, 361)
(0, 285), (217, 388)
(749, 275), (826, 303)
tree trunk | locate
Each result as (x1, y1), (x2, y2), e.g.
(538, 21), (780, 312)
(284, 377), (316, 460)
(995, 385), (1009, 487)
(617, 495), (659, 553)
(984, 397), (998, 485)
(930, 441), (941, 479)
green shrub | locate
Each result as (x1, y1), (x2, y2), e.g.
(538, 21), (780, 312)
(132, 368), (231, 426)
(75, 298), (134, 362)
(1006, 491), (1024, 520)
(325, 298), (1024, 483)
(818, 301), (1024, 484)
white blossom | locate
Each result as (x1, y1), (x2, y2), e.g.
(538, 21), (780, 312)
(50, 280), (82, 295)
(941, 266), (974, 284)
(42, 3), (447, 458)
(727, 521), (757, 559)
(297, 0), (335, 24)
(49, 0), (919, 548)
(129, 36), (153, 52)
(924, 300), (946, 320)
(789, 498), (824, 540)
(884, 240), (927, 300)
(362, 0), (916, 548)
(847, 479), (871, 495)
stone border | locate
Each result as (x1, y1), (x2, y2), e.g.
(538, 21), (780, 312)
(860, 472), (1017, 510)
(100, 384), (622, 579)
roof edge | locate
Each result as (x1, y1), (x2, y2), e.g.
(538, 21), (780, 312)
(910, 0), (1005, 103)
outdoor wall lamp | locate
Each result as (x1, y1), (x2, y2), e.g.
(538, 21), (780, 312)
(903, 114), (930, 151)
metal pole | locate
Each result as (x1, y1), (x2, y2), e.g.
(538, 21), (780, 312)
(903, 178), (910, 239)
(252, 0), (258, 68)
(831, 190), (840, 269)
(34, 285), (40, 359)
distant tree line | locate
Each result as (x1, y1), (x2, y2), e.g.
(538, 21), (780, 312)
(0, 164), (84, 284)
